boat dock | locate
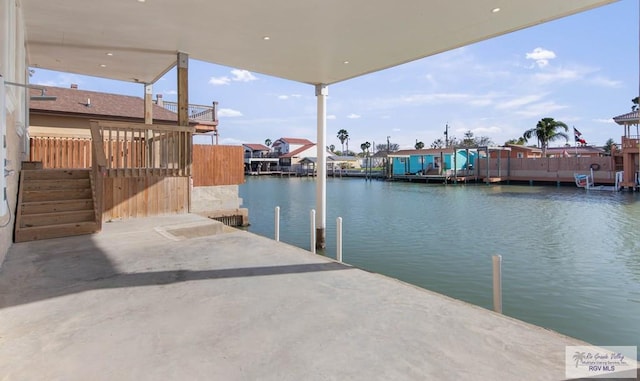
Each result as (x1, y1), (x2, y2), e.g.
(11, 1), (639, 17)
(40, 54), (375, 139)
(0, 214), (616, 380)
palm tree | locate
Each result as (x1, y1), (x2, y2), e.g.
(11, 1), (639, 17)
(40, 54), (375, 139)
(523, 117), (568, 156)
(360, 141), (371, 155)
(264, 138), (272, 147)
(632, 97), (639, 111)
(337, 129), (349, 153)
(414, 140), (425, 150)
(329, 144), (335, 153)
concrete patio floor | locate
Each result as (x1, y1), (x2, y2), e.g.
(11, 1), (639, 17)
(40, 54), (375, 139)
(0, 214), (611, 380)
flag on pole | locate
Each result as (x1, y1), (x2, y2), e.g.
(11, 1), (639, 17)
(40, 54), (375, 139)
(574, 127), (587, 145)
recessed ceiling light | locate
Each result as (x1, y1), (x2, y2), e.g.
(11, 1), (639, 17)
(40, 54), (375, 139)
(263, 36), (270, 41)
(99, 64), (107, 68)
(137, 0), (146, 2)
(343, 60), (350, 64)
(106, 52), (113, 56)
(491, 7), (501, 13)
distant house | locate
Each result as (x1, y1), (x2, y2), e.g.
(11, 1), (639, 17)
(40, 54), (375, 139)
(546, 146), (604, 158)
(243, 143), (278, 172)
(389, 148), (478, 175)
(271, 137), (314, 156)
(279, 143), (317, 168)
(490, 144), (542, 159)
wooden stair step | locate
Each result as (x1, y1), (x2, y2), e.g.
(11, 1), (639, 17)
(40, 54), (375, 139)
(22, 189), (93, 202)
(22, 178), (91, 191)
(20, 199), (94, 215)
(15, 221), (100, 243)
(20, 210), (96, 228)
(21, 169), (90, 180)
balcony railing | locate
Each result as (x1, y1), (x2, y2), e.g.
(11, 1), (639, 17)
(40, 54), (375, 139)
(244, 152), (280, 159)
(622, 136), (639, 150)
(161, 101), (218, 123)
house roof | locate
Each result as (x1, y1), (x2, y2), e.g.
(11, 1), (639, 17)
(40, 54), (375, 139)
(546, 146), (604, 154)
(281, 144), (316, 158)
(389, 148), (457, 157)
(22, 1), (616, 85)
(274, 138), (315, 146)
(612, 110), (639, 125)
(29, 86), (181, 123)
(505, 144), (542, 152)
(243, 144), (270, 151)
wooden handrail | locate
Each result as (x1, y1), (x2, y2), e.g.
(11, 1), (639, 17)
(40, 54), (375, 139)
(89, 120), (193, 178)
(90, 121), (107, 226)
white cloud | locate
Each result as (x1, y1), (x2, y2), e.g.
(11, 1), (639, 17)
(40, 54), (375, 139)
(515, 101), (568, 118)
(392, 128), (401, 132)
(163, 89), (177, 95)
(526, 47), (556, 68)
(219, 137), (245, 145)
(347, 113), (361, 119)
(218, 108), (243, 117)
(593, 118), (615, 124)
(471, 126), (502, 135)
(209, 69), (258, 86)
(495, 94), (545, 110)
(533, 68), (581, 84)
(327, 115), (337, 120)
(278, 93), (302, 100)
(230, 69), (257, 82)
(590, 76), (622, 88)
(209, 76), (231, 86)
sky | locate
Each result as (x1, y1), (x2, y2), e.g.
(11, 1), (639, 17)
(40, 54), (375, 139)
(31, 0), (639, 152)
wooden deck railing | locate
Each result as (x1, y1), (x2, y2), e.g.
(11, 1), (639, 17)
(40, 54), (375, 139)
(89, 120), (195, 177)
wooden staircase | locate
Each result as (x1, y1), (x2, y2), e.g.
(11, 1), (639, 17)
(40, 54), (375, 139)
(15, 169), (101, 242)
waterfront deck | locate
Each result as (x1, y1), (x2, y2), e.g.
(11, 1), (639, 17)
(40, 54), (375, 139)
(0, 214), (613, 380)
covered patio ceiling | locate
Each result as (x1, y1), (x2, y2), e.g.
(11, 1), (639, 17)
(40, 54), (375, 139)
(22, 0), (617, 86)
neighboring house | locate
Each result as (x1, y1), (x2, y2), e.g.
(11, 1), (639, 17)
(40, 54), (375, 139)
(30, 85), (186, 131)
(613, 110), (640, 188)
(271, 137), (314, 156)
(329, 156), (361, 170)
(298, 155), (361, 173)
(29, 85), (216, 136)
(546, 146), (604, 158)
(490, 144), (542, 159)
(243, 143), (278, 172)
(389, 148), (478, 176)
(279, 143), (317, 168)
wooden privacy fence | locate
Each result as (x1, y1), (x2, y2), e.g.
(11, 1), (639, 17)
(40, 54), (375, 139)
(192, 144), (244, 186)
(476, 156), (616, 182)
(30, 136), (92, 169)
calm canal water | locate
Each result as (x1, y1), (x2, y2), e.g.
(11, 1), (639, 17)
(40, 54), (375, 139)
(239, 176), (640, 352)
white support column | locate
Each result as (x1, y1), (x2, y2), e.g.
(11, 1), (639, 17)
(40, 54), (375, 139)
(144, 83), (153, 124)
(315, 84), (328, 249)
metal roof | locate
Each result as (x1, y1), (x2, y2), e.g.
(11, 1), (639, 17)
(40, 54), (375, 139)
(612, 110), (640, 125)
(22, 0), (617, 85)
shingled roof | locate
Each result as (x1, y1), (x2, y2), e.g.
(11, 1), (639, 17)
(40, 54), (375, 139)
(29, 85), (181, 123)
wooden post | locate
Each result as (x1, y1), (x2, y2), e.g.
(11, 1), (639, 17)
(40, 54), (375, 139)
(310, 209), (316, 254)
(493, 255), (502, 314)
(336, 217), (343, 262)
(177, 53), (189, 127)
(275, 206), (280, 242)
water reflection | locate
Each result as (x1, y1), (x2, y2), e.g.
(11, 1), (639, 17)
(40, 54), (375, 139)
(240, 177), (640, 351)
